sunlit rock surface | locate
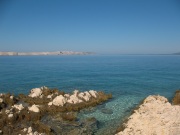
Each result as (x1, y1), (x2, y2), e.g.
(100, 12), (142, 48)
(29, 88), (43, 98)
(52, 95), (67, 106)
(116, 95), (180, 135)
(28, 104), (40, 113)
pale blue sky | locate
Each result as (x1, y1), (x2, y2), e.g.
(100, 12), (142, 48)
(0, 0), (180, 54)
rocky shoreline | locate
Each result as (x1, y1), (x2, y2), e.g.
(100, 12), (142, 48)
(116, 90), (180, 135)
(0, 87), (112, 134)
(1, 87), (180, 135)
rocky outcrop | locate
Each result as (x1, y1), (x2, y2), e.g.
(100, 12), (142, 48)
(13, 104), (24, 112)
(0, 87), (112, 134)
(116, 95), (180, 135)
(52, 95), (67, 106)
(172, 90), (180, 105)
(28, 104), (40, 112)
(29, 87), (43, 98)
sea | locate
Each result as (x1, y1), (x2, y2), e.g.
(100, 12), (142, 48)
(0, 55), (180, 134)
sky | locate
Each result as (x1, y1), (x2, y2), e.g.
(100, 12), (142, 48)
(0, 0), (180, 54)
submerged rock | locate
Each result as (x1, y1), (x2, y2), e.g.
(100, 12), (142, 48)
(97, 103), (106, 110)
(80, 107), (97, 114)
(116, 95), (180, 135)
(101, 108), (113, 114)
(41, 114), (98, 135)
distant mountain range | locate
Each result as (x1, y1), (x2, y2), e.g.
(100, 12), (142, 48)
(0, 51), (94, 56)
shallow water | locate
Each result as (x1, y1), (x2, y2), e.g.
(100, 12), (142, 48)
(0, 55), (180, 134)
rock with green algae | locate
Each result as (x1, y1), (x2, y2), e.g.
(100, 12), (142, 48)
(41, 113), (98, 135)
(172, 90), (180, 105)
(0, 86), (112, 135)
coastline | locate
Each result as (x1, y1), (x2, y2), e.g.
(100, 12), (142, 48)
(116, 90), (180, 135)
(0, 87), (180, 134)
(0, 51), (94, 56)
(0, 87), (112, 134)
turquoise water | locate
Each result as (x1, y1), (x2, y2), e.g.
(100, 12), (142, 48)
(0, 55), (180, 134)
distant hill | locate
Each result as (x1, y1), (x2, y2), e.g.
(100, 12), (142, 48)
(173, 52), (180, 55)
(0, 51), (94, 56)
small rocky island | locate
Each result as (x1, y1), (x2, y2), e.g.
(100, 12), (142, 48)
(0, 87), (112, 134)
(116, 90), (180, 135)
(0, 51), (93, 56)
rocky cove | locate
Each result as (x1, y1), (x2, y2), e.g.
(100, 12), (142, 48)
(0, 87), (180, 135)
(0, 86), (112, 135)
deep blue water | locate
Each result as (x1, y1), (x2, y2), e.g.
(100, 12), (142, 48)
(0, 55), (180, 134)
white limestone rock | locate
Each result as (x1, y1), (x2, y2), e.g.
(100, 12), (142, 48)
(40, 86), (48, 90)
(8, 113), (13, 118)
(28, 104), (40, 113)
(28, 127), (33, 133)
(47, 94), (53, 99)
(64, 94), (70, 98)
(13, 104), (24, 111)
(89, 90), (98, 98)
(84, 91), (91, 97)
(84, 91), (92, 101)
(23, 127), (45, 135)
(5, 109), (10, 114)
(52, 95), (67, 106)
(67, 95), (82, 104)
(0, 98), (3, 103)
(23, 128), (27, 132)
(143, 95), (168, 104)
(48, 102), (53, 106)
(77, 91), (93, 102)
(116, 95), (180, 135)
(28, 88), (43, 98)
(73, 90), (79, 96)
(78, 92), (85, 99)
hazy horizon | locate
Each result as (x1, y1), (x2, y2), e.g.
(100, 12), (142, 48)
(0, 0), (180, 54)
